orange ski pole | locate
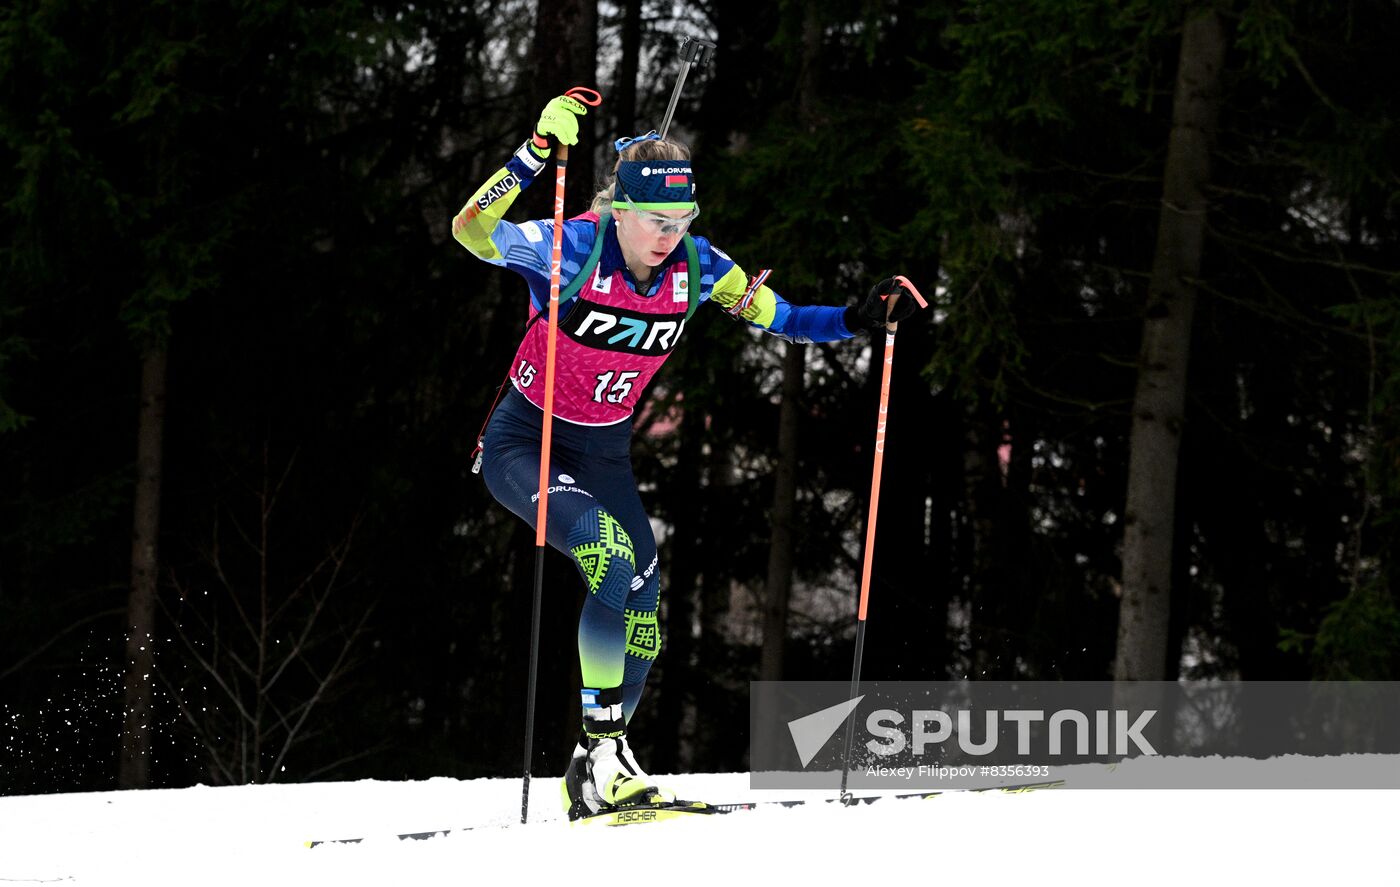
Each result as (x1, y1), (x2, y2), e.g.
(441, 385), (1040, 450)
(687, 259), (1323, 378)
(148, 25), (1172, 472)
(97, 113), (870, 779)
(839, 275), (928, 803)
(522, 85), (602, 825)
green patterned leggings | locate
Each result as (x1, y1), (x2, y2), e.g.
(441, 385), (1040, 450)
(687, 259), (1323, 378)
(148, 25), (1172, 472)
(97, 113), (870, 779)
(481, 390), (662, 724)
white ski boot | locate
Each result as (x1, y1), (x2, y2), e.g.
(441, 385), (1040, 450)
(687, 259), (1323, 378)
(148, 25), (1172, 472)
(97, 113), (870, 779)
(560, 687), (671, 820)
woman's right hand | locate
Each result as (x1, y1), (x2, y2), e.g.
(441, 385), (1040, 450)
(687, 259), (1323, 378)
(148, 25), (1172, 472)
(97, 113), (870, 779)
(535, 95), (589, 147)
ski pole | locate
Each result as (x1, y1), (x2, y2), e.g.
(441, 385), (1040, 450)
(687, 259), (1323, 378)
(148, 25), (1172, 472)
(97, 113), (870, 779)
(838, 275), (928, 804)
(659, 36), (716, 139)
(522, 85), (603, 826)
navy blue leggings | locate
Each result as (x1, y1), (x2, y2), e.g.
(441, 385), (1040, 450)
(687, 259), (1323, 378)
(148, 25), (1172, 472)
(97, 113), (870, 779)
(480, 388), (661, 723)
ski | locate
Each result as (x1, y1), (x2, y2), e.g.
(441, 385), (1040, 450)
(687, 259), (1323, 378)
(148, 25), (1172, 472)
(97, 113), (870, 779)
(305, 779), (1063, 847)
(711, 778), (1065, 813)
(573, 798), (719, 826)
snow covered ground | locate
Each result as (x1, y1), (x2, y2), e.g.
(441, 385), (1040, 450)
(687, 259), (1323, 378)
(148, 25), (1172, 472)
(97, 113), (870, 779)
(0, 771), (1393, 885)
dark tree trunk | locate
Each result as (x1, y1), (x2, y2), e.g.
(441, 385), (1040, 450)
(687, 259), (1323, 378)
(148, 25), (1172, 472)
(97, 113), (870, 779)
(961, 398), (1003, 677)
(528, 0), (598, 217)
(758, 4), (823, 685)
(120, 347), (166, 788)
(760, 344), (802, 682)
(613, 0), (642, 136)
(691, 421), (739, 769)
(651, 413), (703, 774)
(1115, 8), (1227, 681)
(568, 0), (597, 199)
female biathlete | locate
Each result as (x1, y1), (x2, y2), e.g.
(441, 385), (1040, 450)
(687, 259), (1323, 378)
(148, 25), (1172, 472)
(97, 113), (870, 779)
(452, 94), (915, 819)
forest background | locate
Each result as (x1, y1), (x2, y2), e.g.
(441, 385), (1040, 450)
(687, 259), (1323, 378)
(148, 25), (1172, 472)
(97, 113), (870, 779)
(2, 0), (1397, 793)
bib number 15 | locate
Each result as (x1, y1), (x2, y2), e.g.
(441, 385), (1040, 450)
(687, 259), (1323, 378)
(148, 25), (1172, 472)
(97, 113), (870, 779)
(593, 370), (640, 404)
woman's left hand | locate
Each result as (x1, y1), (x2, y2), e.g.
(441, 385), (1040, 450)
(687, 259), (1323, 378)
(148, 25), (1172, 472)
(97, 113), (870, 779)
(847, 278), (920, 331)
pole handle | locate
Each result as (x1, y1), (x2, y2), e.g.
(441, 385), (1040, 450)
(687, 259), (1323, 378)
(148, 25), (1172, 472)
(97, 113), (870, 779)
(882, 275), (929, 330)
(660, 37), (717, 138)
(564, 86), (603, 107)
(890, 275), (928, 308)
(543, 87), (602, 155)
(679, 36), (717, 64)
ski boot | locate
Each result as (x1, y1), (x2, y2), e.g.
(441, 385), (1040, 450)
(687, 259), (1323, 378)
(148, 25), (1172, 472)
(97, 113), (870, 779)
(560, 687), (671, 821)
(560, 739), (599, 820)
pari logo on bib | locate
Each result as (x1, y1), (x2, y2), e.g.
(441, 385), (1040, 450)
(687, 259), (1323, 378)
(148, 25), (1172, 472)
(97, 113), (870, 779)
(565, 303), (686, 356)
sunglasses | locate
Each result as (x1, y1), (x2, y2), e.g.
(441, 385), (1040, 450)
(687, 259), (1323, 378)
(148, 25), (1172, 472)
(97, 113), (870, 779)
(619, 193), (700, 236)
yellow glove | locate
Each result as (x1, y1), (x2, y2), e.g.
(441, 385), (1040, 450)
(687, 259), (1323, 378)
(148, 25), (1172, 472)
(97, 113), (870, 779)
(535, 94), (588, 147)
